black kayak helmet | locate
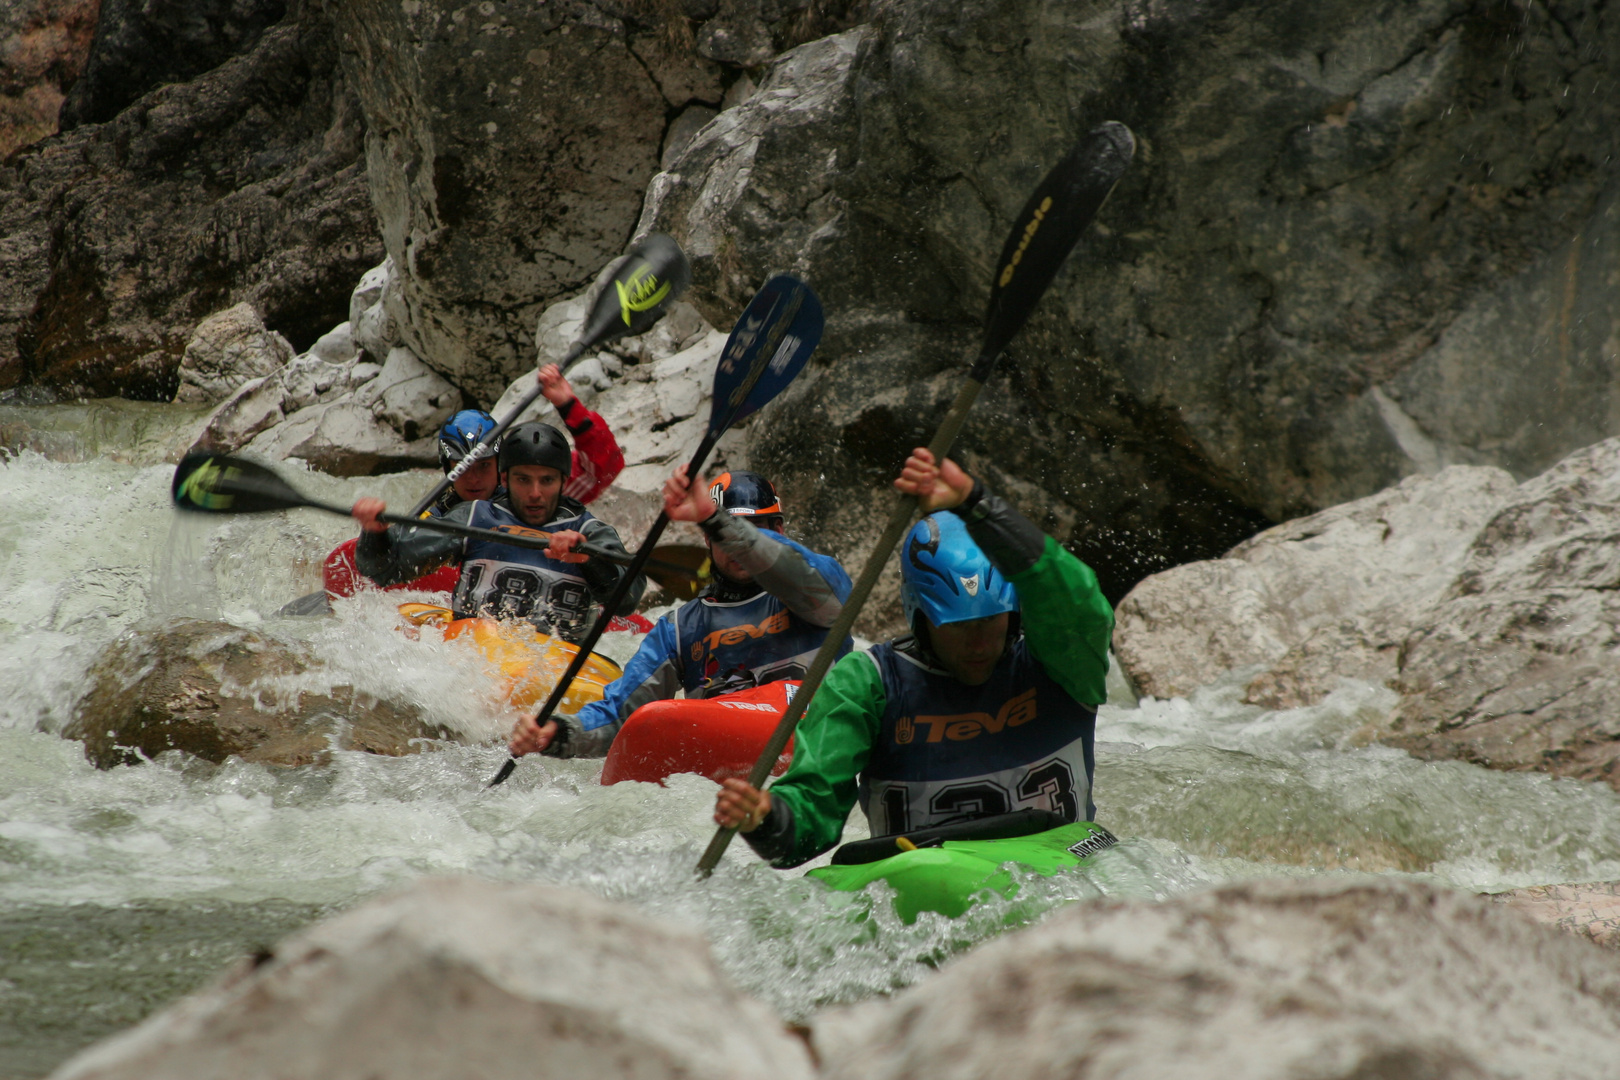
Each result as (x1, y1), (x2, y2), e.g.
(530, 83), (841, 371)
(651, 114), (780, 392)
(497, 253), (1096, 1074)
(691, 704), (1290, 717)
(497, 421), (572, 478)
(707, 470), (783, 526)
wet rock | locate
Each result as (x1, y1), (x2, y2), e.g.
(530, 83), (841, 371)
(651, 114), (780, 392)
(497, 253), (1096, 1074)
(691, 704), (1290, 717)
(330, 0), (677, 403)
(57, 0), (288, 129)
(1488, 882), (1620, 951)
(1113, 465), (1518, 704)
(0, 0), (381, 400)
(1379, 438), (1620, 786)
(0, 0), (99, 159)
(173, 302), (295, 405)
(643, 0), (1620, 608)
(238, 398), (438, 476)
(49, 877), (816, 1080)
(65, 619), (457, 768)
(814, 877), (1620, 1080)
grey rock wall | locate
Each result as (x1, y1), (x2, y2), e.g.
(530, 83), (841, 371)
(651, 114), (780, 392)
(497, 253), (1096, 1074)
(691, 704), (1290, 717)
(643, 0), (1620, 608)
(0, 0), (382, 400)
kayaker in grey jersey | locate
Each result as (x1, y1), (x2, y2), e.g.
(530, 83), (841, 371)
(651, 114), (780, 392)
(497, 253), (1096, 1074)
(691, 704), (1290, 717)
(349, 421), (644, 642)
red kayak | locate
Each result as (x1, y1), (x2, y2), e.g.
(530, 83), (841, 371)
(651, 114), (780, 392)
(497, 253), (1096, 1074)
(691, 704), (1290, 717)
(324, 537), (460, 596)
(600, 681), (798, 786)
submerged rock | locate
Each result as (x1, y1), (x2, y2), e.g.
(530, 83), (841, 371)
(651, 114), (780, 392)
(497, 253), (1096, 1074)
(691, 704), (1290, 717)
(814, 878), (1620, 1080)
(48, 877), (816, 1080)
(65, 619), (458, 768)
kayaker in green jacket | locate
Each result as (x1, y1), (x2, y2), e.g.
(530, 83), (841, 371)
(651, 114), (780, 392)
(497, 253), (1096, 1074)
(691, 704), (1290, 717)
(714, 447), (1115, 867)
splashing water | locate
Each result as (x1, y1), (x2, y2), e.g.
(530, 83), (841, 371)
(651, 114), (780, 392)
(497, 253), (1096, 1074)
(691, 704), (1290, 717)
(4, 413), (1620, 1075)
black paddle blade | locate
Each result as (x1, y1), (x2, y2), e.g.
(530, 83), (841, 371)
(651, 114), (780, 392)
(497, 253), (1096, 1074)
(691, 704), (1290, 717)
(976, 121), (1135, 375)
(172, 453), (309, 514)
(645, 543), (710, 600)
(709, 274), (825, 434)
(576, 233), (693, 350)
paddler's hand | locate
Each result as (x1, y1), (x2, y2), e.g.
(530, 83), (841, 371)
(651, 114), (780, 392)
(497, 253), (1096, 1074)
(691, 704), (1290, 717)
(545, 529), (590, 563)
(894, 447), (974, 512)
(351, 497), (390, 534)
(714, 778), (772, 833)
(538, 364), (576, 409)
(662, 463), (717, 523)
(509, 713), (558, 757)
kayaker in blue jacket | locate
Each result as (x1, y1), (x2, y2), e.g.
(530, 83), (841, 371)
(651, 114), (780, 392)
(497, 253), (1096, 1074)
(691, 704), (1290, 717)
(712, 447), (1114, 867)
(507, 466), (853, 759)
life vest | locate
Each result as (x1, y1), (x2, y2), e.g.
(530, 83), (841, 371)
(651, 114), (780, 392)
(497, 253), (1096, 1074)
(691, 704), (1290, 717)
(856, 638), (1096, 836)
(672, 586), (850, 697)
(452, 498), (599, 635)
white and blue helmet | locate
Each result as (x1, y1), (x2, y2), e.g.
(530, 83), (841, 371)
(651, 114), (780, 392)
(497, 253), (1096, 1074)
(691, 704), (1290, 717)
(900, 513), (1019, 629)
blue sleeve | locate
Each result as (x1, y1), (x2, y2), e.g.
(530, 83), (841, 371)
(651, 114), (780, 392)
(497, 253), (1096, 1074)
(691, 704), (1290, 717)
(551, 614), (686, 757)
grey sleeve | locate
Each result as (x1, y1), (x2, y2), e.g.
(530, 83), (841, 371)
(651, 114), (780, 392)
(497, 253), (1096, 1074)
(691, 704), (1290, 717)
(543, 656), (684, 759)
(950, 480), (1046, 578)
(354, 505), (467, 586)
(579, 517), (647, 615)
(699, 513), (844, 627)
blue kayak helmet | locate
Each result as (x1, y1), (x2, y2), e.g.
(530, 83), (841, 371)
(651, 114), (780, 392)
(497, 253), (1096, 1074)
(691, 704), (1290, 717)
(900, 513), (1019, 631)
(437, 409), (499, 473)
(708, 470), (784, 528)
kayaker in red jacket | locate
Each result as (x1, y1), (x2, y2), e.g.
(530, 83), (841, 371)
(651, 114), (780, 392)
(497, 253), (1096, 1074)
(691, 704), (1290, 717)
(323, 363), (626, 597)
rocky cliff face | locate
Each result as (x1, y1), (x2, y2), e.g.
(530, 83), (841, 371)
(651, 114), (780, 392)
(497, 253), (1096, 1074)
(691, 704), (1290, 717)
(0, 0), (99, 159)
(642, 0), (1620, 603)
(0, 0), (381, 400)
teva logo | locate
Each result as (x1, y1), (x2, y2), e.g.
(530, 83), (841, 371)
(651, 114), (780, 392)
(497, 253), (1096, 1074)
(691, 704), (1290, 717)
(999, 195), (1054, 287)
(1066, 827), (1119, 859)
(693, 610), (793, 656)
(616, 266), (670, 326)
(719, 700), (781, 712)
(895, 687), (1037, 744)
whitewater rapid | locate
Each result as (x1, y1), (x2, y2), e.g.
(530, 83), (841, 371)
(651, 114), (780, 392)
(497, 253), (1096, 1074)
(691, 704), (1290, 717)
(5, 401), (1620, 1076)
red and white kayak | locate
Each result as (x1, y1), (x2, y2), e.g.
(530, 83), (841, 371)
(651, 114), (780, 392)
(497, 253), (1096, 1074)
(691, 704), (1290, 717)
(600, 681), (798, 786)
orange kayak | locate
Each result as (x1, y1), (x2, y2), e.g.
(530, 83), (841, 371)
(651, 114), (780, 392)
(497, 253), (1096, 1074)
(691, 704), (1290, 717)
(600, 680), (798, 786)
(397, 603), (623, 715)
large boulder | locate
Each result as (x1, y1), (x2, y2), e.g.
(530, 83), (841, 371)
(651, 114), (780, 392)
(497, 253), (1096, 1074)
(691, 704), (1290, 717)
(49, 877), (817, 1080)
(64, 619), (458, 768)
(813, 877), (1620, 1080)
(1379, 438), (1620, 785)
(0, 0), (382, 400)
(1112, 464), (1519, 705)
(0, 0), (99, 159)
(641, 0), (1620, 610)
(172, 302), (295, 405)
(1488, 882), (1620, 951)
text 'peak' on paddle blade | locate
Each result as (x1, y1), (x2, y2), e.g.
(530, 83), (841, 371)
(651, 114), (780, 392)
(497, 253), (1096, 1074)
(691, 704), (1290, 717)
(710, 275), (825, 431)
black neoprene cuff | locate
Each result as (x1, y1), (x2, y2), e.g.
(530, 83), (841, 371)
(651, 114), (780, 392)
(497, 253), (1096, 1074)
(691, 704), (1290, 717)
(741, 797), (801, 867)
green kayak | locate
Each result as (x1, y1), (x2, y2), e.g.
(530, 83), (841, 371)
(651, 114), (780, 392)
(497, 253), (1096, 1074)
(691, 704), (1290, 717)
(807, 813), (1119, 923)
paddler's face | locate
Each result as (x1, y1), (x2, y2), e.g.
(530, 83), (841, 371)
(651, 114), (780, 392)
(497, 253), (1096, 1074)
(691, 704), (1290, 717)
(452, 456), (499, 502)
(504, 464), (564, 526)
(927, 613), (1009, 686)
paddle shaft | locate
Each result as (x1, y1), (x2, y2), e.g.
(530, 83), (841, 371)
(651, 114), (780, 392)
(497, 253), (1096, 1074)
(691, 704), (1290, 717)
(259, 485), (685, 574)
(693, 374), (989, 874)
(405, 343), (589, 518)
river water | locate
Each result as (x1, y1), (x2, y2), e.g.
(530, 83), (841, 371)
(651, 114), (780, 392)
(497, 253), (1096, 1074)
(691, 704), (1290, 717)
(5, 402), (1620, 1077)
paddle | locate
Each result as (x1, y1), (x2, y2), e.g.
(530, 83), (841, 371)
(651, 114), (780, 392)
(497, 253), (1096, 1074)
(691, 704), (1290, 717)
(405, 233), (693, 519)
(694, 121), (1136, 876)
(170, 453), (703, 580)
(485, 274), (827, 788)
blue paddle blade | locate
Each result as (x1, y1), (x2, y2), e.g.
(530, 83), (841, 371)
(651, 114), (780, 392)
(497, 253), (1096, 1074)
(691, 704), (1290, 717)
(708, 275), (825, 434)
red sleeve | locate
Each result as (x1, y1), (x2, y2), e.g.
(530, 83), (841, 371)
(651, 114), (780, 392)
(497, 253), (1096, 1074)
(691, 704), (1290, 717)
(558, 396), (624, 504)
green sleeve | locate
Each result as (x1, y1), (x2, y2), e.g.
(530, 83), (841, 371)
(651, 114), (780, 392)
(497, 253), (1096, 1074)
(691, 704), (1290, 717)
(765, 650), (886, 865)
(1012, 536), (1114, 705)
